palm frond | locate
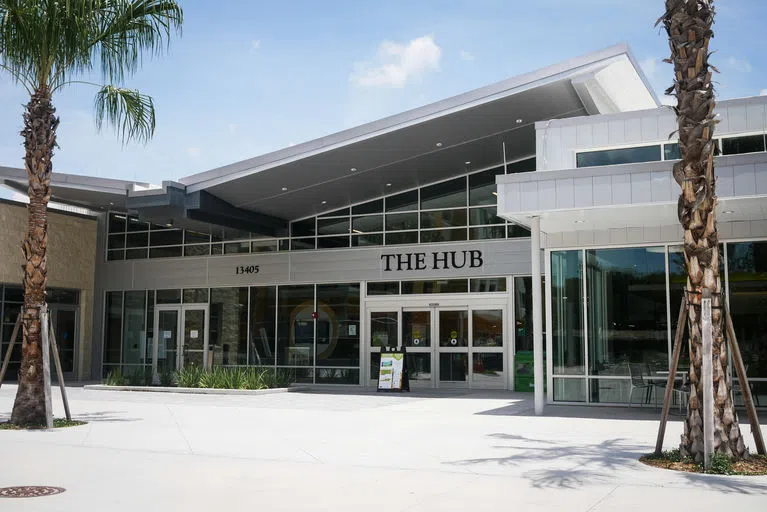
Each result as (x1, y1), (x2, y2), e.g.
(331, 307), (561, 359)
(94, 84), (155, 144)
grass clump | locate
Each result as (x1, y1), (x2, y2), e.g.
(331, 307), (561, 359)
(105, 366), (295, 390)
(0, 418), (87, 430)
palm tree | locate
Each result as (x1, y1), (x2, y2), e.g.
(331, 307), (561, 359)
(658, 0), (746, 461)
(0, 0), (182, 426)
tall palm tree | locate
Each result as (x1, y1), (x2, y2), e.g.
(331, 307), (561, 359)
(658, 0), (746, 461)
(0, 0), (182, 426)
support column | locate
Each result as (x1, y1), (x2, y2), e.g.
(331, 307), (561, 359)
(531, 216), (544, 415)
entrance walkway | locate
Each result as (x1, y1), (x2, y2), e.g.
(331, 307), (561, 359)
(1, 385), (765, 511)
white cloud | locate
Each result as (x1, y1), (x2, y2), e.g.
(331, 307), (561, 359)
(727, 57), (752, 73)
(640, 57), (658, 79)
(228, 123), (237, 134)
(186, 147), (201, 158)
(459, 50), (474, 62)
(760, 89), (767, 96)
(249, 40), (261, 54)
(350, 35), (441, 88)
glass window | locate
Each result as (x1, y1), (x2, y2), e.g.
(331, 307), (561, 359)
(440, 353), (468, 381)
(407, 353), (432, 381)
(469, 207), (503, 226)
(156, 289), (181, 304)
(553, 378), (587, 402)
(420, 228), (467, 244)
(352, 233), (383, 247)
(470, 278), (507, 293)
(251, 240), (278, 253)
(472, 353), (504, 386)
(508, 224), (531, 238)
(470, 226), (506, 240)
(385, 231), (418, 246)
(291, 218), (316, 237)
(127, 216), (149, 232)
(402, 280), (468, 294)
(386, 190), (418, 212)
(211, 244), (224, 255)
(385, 212), (418, 231)
(551, 250), (585, 375)
(183, 288), (209, 303)
(126, 248), (148, 260)
(317, 236), (350, 249)
(149, 246), (182, 259)
(576, 145), (662, 168)
(402, 310), (430, 347)
(722, 134), (765, 155)
(352, 215), (383, 233)
(469, 166), (504, 206)
(727, 241), (767, 379)
(209, 288), (248, 366)
(291, 238), (316, 251)
(420, 209), (467, 229)
(104, 291), (123, 364)
(318, 207), (350, 218)
(108, 213), (127, 233)
(277, 285), (315, 366)
(352, 199), (383, 215)
(108, 234), (126, 250)
(107, 250), (125, 261)
(473, 310), (503, 347)
(47, 289), (79, 304)
(367, 282), (399, 296)
(506, 157), (536, 174)
(184, 244), (210, 257)
(664, 143), (681, 160)
(439, 310), (468, 347)
(122, 291), (146, 365)
(4, 286), (23, 303)
(249, 286), (276, 366)
(315, 368), (359, 384)
(126, 232), (148, 248)
(224, 242), (250, 254)
(317, 218), (350, 235)
(278, 239), (290, 251)
(316, 284), (360, 368)
(370, 312), (398, 347)
(586, 248), (668, 384)
(420, 177), (467, 209)
(184, 230), (210, 244)
(150, 230), (183, 246)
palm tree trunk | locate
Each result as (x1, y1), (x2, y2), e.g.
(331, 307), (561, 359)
(10, 87), (58, 426)
(659, 0), (746, 461)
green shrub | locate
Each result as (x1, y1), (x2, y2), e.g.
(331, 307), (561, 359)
(104, 369), (126, 386)
(244, 367), (266, 390)
(706, 453), (734, 475)
(175, 367), (203, 388)
(126, 367), (152, 386)
(159, 370), (176, 387)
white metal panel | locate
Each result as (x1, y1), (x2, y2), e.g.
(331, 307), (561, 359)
(641, 114), (659, 141)
(717, 222), (733, 239)
(627, 227), (644, 243)
(561, 126), (578, 167)
(731, 221), (751, 238)
(662, 224), (682, 241)
(751, 220), (767, 237)
(717, 106), (729, 133)
(733, 164), (756, 196)
(208, 253), (290, 287)
(536, 130), (546, 170)
(573, 177), (594, 207)
(755, 162), (767, 195)
(504, 182), (522, 213)
(561, 231), (578, 247)
(643, 225), (661, 242)
(555, 178), (575, 209)
(608, 228), (628, 244)
(538, 180), (557, 210)
(594, 229), (610, 246)
(545, 131), (563, 171)
(577, 230), (595, 246)
(132, 258), (208, 290)
(650, 171), (672, 202)
(592, 121), (609, 147)
(520, 181), (539, 211)
(657, 111), (677, 141)
(576, 123), (593, 149)
(630, 172), (652, 203)
(608, 119), (626, 145)
(625, 118), (642, 144)
(727, 105), (748, 134)
(746, 104), (765, 132)
(611, 173), (631, 204)
(593, 175), (612, 206)
(717, 165), (735, 197)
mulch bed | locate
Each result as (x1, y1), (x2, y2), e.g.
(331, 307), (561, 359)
(640, 453), (767, 475)
(0, 419), (86, 430)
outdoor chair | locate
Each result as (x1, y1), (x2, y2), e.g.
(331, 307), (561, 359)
(733, 365), (760, 407)
(628, 363), (655, 408)
(672, 372), (690, 413)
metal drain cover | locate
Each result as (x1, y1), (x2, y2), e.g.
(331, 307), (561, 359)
(0, 486), (65, 498)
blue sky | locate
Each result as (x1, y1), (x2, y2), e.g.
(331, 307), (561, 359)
(0, 0), (765, 191)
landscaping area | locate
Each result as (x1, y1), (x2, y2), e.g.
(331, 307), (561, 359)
(0, 418), (87, 430)
(104, 367), (295, 390)
(641, 449), (767, 476)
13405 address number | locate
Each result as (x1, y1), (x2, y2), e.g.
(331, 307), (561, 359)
(235, 265), (260, 275)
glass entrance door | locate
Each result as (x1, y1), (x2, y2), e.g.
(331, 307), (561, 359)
(50, 306), (77, 379)
(153, 305), (209, 378)
(155, 308), (180, 376)
(402, 309), (433, 386)
(182, 307), (207, 369)
(438, 309), (469, 386)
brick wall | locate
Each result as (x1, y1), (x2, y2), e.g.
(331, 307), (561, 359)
(0, 200), (97, 380)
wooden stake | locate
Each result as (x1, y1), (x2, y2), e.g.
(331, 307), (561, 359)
(724, 302), (766, 455)
(701, 291), (714, 470)
(41, 306), (53, 429)
(0, 313), (21, 389)
(655, 297), (688, 455)
(48, 319), (72, 421)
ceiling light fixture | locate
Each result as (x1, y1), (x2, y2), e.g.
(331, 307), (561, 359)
(465, 161), (471, 165)
(386, 183), (392, 187)
(321, 200), (327, 205)
(574, 220), (585, 224)
(722, 210), (734, 214)
(350, 167), (357, 172)
(516, 119), (523, 124)
(435, 142), (443, 147)
(281, 187), (288, 191)
(492, 192), (498, 197)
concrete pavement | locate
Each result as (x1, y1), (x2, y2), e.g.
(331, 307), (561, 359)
(1, 385), (765, 511)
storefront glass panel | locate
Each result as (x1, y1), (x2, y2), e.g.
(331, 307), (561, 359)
(277, 285), (315, 366)
(551, 250), (585, 375)
(316, 284), (360, 368)
(210, 288), (248, 366)
(249, 286), (276, 366)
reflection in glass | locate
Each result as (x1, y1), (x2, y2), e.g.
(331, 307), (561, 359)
(370, 312), (398, 348)
(420, 228), (467, 244)
(420, 209), (467, 229)
(470, 226), (506, 240)
(386, 190), (418, 212)
(469, 207), (503, 226)
(420, 177), (466, 209)
(277, 285), (315, 366)
(367, 282), (399, 296)
(586, 247), (668, 381)
(440, 353), (468, 381)
(576, 145), (661, 168)
(352, 215), (383, 233)
(470, 278), (507, 293)
(317, 236), (350, 249)
(402, 311), (430, 347)
(402, 280), (468, 294)
(551, 250), (585, 375)
(589, 378), (631, 404)
(316, 284), (360, 367)
(53, 309), (76, 372)
(122, 291), (146, 365)
(554, 377), (586, 402)
(183, 309), (206, 369)
(407, 353), (432, 381)
(439, 310), (468, 347)
(472, 353), (503, 386)
(352, 233), (383, 247)
(385, 212), (418, 231)
(249, 286), (276, 366)
(469, 166), (504, 206)
(183, 288), (209, 303)
(157, 309), (179, 374)
(472, 310), (503, 347)
(385, 231), (418, 245)
(315, 368), (359, 384)
(105, 291), (123, 364)
(352, 199), (384, 215)
(156, 289), (181, 304)
(317, 217), (350, 235)
(210, 288), (248, 366)
(149, 246), (183, 259)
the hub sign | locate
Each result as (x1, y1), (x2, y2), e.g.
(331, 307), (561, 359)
(381, 250), (483, 272)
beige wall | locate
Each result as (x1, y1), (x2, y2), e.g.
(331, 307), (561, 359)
(0, 200), (97, 380)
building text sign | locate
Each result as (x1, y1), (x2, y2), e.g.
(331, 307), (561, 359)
(381, 250), (483, 272)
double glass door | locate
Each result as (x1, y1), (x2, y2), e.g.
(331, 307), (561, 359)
(368, 303), (506, 388)
(153, 304), (209, 377)
(49, 305), (77, 379)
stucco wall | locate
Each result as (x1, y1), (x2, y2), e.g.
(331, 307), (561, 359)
(0, 200), (97, 379)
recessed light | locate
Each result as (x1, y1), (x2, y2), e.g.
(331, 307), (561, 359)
(516, 119), (523, 124)
(386, 183), (392, 187)
(465, 161), (471, 165)
(350, 167), (357, 172)
(435, 142), (443, 147)
(722, 210), (734, 214)
(492, 192), (498, 197)
(575, 220), (585, 224)
(281, 187), (288, 191)
(321, 200), (327, 205)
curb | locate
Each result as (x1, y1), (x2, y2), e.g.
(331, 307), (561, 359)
(83, 385), (308, 396)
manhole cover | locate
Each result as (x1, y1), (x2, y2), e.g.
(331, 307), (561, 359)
(0, 486), (66, 498)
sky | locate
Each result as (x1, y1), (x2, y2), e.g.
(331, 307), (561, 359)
(1, 0), (766, 197)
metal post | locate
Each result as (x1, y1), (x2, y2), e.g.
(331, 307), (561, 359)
(655, 297), (688, 455)
(701, 290), (714, 470)
(0, 313), (21, 389)
(531, 216), (544, 415)
(41, 306), (53, 429)
(49, 320), (72, 421)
